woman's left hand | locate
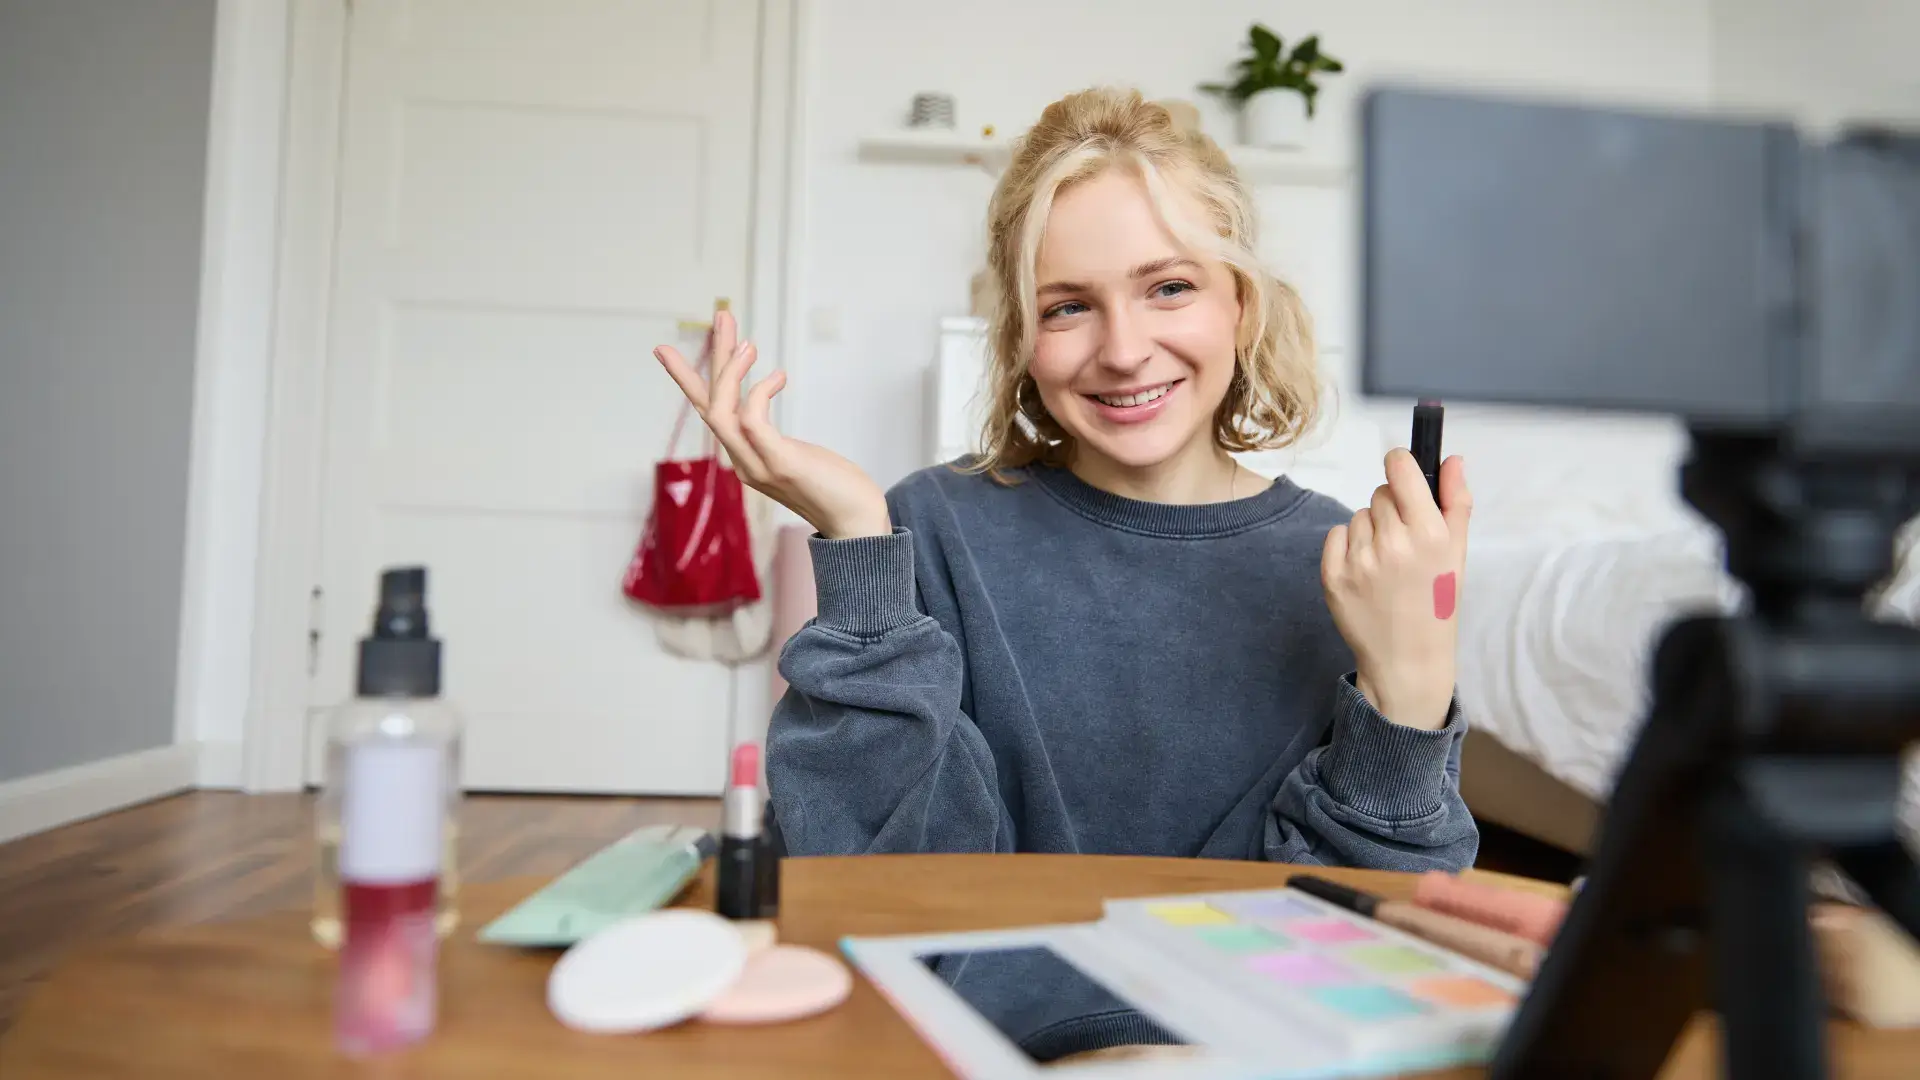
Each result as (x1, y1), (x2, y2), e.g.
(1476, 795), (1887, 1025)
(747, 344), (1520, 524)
(1321, 449), (1472, 731)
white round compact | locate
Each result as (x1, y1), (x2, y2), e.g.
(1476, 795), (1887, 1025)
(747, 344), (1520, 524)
(547, 909), (748, 1034)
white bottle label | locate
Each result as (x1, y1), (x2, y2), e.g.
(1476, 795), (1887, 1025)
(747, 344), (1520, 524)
(339, 741), (444, 884)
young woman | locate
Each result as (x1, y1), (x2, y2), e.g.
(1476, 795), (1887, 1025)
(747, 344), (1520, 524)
(657, 87), (1476, 1057)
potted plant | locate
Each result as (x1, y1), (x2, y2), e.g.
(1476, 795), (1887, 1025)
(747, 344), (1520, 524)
(1201, 24), (1344, 149)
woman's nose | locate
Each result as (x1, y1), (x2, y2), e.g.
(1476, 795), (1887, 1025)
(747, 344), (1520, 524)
(1097, 306), (1152, 374)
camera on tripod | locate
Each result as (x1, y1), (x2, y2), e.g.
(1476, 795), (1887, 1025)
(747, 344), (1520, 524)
(1359, 87), (1920, 1079)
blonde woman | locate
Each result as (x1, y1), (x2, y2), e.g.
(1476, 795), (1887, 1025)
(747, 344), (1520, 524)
(656, 86), (1475, 1056)
(659, 82), (1475, 865)
(656, 82), (1466, 1053)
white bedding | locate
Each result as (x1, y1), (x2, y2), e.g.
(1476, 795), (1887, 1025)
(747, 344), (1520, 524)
(1456, 525), (1738, 801)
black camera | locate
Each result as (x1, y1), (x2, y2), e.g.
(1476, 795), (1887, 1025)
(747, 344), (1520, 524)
(1361, 86), (1920, 453)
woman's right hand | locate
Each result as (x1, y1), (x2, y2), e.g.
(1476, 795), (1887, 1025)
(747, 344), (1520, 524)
(654, 307), (892, 540)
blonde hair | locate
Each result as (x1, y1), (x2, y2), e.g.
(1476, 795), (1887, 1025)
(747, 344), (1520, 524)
(966, 87), (1320, 480)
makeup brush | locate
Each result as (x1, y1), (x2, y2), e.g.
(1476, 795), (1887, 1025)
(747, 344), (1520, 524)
(1288, 874), (1542, 980)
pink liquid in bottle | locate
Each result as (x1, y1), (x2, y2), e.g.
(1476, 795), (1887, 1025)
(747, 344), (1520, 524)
(333, 740), (446, 1055)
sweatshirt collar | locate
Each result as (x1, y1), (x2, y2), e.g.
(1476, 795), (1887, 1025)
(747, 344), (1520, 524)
(1028, 464), (1311, 538)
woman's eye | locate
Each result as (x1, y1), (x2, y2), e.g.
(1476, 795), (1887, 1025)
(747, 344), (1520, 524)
(1153, 280), (1195, 299)
(1042, 300), (1088, 320)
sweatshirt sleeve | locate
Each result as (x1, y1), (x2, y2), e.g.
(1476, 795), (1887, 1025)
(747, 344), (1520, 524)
(766, 527), (1013, 856)
(1264, 675), (1480, 870)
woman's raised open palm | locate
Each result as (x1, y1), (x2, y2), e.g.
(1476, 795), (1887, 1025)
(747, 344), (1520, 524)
(654, 308), (892, 540)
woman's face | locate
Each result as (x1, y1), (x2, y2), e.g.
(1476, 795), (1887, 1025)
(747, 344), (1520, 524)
(1028, 169), (1242, 475)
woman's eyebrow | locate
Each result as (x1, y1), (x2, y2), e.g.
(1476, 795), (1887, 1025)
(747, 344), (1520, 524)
(1038, 257), (1203, 298)
(1132, 256), (1201, 279)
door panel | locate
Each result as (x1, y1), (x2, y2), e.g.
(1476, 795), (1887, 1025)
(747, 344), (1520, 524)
(308, 0), (763, 793)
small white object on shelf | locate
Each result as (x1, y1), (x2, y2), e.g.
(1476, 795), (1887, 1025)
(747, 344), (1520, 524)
(856, 130), (1345, 186)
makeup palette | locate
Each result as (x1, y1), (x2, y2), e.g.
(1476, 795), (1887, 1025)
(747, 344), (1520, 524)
(842, 884), (1526, 1080)
(1104, 887), (1521, 1062)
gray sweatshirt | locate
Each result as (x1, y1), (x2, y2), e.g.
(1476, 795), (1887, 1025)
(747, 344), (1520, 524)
(768, 461), (1478, 1058)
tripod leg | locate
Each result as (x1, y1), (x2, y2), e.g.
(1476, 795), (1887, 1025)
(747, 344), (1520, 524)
(1833, 840), (1920, 945)
(1703, 775), (1827, 1080)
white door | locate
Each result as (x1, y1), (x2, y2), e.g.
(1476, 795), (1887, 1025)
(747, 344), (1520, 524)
(306, 0), (765, 794)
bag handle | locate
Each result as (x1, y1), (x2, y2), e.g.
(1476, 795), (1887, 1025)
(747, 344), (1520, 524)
(664, 329), (720, 462)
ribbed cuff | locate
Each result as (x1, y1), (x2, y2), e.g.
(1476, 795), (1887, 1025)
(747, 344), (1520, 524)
(1318, 675), (1463, 821)
(808, 528), (922, 635)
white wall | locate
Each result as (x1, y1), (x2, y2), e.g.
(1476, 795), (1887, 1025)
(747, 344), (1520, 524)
(787, 0), (1718, 533)
(1710, 0), (1920, 130)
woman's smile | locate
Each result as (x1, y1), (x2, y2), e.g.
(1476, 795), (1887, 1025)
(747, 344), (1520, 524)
(1084, 379), (1183, 424)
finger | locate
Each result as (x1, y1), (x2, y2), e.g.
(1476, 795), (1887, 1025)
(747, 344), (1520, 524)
(709, 306), (737, 370)
(736, 370), (788, 474)
(1438, 454), (1473, 557)
(743, 368), (787, 428)
(1321, 523), (1348, 586)
(707, 340), (759, 424)
(665, 337), (763, 478)
(1369, 482), (1403, 545)
(654, 345), (710, 410)
(1347, 507), (1373, 556)
(1384, 447), (1444, 535)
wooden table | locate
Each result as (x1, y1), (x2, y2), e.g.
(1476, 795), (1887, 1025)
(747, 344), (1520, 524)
(2, 855), (1915, 1077)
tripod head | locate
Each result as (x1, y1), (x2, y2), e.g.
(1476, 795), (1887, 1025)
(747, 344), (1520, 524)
(1686, 434), (1920, 626)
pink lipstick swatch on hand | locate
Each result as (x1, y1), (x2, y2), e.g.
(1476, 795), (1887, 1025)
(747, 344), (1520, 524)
(1433, 572), (1457, 620)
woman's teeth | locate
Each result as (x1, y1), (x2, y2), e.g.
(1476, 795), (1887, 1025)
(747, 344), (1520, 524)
(1094, 384), (1172, 408)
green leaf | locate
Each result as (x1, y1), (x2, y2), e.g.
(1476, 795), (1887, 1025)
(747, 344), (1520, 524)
(1249, 23), (1282, 61)
(1317, 56), (1345, 73)
(1292, 34), (1322, 63)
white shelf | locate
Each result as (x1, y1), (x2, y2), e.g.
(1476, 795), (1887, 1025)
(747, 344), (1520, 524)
(858, 129), (1012, 172)
(857, 129), (1348, 187)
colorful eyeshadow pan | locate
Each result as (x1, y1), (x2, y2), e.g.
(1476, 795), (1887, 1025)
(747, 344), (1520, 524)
(1284, 918), (1376, 944)
(1312, 985), (1429, 1021)
(1408, 976), (1517, 1009)
(1192, 925), (1292, 954)
(1248, 952), (1352, 985)
(1342, 944), (1445, 975)
(1147, 903), (1234, 926)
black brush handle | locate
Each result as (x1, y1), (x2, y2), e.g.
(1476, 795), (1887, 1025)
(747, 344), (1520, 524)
(1289, 873), (1383, 918)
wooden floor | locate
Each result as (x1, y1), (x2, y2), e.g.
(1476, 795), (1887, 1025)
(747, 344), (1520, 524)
(0, 791), (1574, 1036)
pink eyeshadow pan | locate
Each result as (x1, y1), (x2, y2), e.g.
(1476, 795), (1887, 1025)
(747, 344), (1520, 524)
(1284, 918), (1376, 944)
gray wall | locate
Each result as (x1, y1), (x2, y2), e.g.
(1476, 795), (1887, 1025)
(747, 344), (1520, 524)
(0, 0), (216, 782)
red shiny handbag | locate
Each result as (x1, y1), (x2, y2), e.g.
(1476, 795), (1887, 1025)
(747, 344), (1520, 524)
(622, 342), (762, 613)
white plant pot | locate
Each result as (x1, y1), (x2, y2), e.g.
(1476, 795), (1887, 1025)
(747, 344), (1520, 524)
(1240, 88), (1308, 149)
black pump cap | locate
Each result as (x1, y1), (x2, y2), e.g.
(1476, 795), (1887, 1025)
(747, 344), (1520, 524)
(356, 566), (441, 697)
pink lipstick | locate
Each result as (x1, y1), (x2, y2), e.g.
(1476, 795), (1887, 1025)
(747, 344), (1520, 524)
(716, 742), (764, 922)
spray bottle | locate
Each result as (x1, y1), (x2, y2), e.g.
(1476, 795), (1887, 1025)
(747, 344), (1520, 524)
(317, 566), (462, 1054)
